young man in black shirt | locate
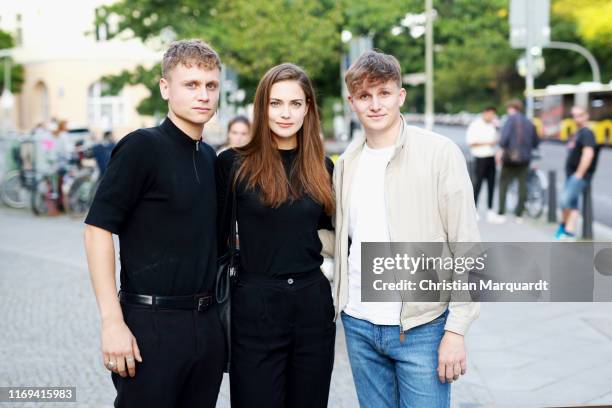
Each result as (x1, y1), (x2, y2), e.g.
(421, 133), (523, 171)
(556, 105), (598, 240)
(84, 39), (225, 407)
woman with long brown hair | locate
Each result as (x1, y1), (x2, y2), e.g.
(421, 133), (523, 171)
(217, 63), (335, 407)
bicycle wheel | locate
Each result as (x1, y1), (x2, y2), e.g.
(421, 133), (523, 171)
(506, 180), (518, 214)
(31, 178), (52, 216)
(0, 170), (29, 209)
(65, 175), (94, 218)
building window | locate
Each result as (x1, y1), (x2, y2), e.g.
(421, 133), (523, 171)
(33, 81), (49, 124)
(87, 81), (127, 130)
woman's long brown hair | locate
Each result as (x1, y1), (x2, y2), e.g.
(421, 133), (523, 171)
(234, 63), (334, 215)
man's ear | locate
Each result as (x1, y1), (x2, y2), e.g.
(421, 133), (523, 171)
(399, 87), (407, 107)
(160, 77), (169, 101)
(347, 95), (356, 112)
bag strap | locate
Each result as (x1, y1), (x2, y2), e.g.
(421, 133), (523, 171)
(224, 159), (238, 272)
(228, 167), (237, 272)
(215, 159), (238, 305)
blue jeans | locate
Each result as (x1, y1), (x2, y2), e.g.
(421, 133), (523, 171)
(560, 175), (587, 210)
(341, 311), (450, 408)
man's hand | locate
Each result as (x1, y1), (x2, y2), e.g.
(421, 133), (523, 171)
(437, 331), (466, 384)
(101, 317), (142, 378)
(84, 225), (143, 377)
(572, 172), (584, 180)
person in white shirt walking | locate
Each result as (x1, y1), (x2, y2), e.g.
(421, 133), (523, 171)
(466, 107), (499, 223)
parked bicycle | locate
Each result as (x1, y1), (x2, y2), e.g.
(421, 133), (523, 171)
(31, 143), (100, 217)
(30, 171), (61, 216)
(0, 137), (37, 209)
(64, 161), (100, 218)
(0, 169), (37, 208)
(505, 151), (547, 219)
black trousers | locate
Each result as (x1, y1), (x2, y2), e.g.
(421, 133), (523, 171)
(112, 302), (226, 408)
(230, 270), (336, 408)
(498, 164), (530, 216)
(473, 156), (496, 210)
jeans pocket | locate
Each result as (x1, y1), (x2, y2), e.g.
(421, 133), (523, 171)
(569, 175), (586, 189)
(430, 310), (448, 325)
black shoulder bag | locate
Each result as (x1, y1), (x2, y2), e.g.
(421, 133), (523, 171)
(502, 117), (525, 165)
(215, 164), (238, 373)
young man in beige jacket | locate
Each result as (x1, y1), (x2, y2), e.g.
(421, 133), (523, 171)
(332, 50), (480, 407)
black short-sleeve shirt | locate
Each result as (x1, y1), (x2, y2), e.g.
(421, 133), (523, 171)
(216, 148), (333, 278)
(565, 127), (599, 179)
(85, 118), (217, 296)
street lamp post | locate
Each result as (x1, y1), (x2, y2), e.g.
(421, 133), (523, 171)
(392, 4), (436, 131)
(525, 2), (535, 119)
(544, 41), (601, 83)
(1, 55), (14, 133)
(509, 0), (550, 119)
(424, 0), (434, 131)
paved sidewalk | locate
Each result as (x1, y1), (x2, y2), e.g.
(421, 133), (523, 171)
(1, 206), (611, 407)
(453, 212), (612, 407)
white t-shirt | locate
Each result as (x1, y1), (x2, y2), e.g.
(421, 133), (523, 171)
(466, 117), (497, 158)
(344, 143), (402, 325)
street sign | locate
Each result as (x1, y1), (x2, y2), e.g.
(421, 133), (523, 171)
(509, 0), (550, 49)
(348, 36), (373, 66)
(517, 55), (545, 78)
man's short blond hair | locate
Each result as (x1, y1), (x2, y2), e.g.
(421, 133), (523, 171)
(162, 39), (221, 79)
(344, 50), (402, 94)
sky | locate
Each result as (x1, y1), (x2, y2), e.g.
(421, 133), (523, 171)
(0, 0), (116, 47)
(0, 0), (160, 62)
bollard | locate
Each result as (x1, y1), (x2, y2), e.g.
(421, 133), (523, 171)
(547, 170), (557, 223)
(582, 181), (594, 239)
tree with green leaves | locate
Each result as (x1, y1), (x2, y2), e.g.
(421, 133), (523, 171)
(95, 0), (611, 122)
(0, 29), (24, 94)
(538, 0), (612, 87)
(97, 0), (343, 119)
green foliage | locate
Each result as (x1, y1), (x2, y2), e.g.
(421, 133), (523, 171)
(341, 0), (419, 35)
(0, 29), (24, 94)
(95, 0), (612, 118)
(549, 0), (612, 85)
(100, 64), (164, 116)
(554, 0), (612, 43)
(432, 0), (523, 112)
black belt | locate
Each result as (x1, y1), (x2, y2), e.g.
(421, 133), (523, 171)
(118, 291), (214, 312)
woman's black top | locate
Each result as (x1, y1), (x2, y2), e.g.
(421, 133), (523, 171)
(216, 148), (334, 278)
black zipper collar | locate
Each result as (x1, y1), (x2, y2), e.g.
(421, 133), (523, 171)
(161, 117), (203, 150)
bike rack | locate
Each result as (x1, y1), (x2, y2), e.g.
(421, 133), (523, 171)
(582, 183), (594, 239)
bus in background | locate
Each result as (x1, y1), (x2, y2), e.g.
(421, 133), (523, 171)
(532, 82), (612, 146)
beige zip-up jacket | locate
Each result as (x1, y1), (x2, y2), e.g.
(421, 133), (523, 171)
(325, 118), (480, 336)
